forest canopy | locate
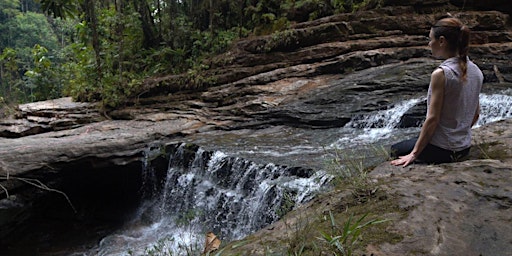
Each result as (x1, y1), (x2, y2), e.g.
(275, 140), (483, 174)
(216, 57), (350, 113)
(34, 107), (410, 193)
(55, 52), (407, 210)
(0, 0), (377, 108)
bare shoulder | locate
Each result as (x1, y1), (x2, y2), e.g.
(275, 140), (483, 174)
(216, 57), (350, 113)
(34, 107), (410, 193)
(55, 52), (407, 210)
(431, 68), (445, 78)
(431, 68), (445, 89)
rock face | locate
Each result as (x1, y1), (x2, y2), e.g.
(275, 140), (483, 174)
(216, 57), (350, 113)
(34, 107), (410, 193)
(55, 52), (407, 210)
(1, 1), (512, 255)
(371, 160), (512, 255)
(134, 5), (511, 130)
(368, 120), (512, 255)
(0, 98), (104, 138)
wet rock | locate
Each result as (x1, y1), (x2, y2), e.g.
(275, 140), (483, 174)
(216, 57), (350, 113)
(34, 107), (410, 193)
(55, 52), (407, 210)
(398, 99), (427, 128)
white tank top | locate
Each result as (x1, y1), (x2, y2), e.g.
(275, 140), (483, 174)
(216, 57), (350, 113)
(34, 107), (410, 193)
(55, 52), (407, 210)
(427, 57), (483, 151)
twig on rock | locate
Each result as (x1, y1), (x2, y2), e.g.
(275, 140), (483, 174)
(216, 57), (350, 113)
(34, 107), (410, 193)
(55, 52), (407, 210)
(0, 175), (77, 214)
(0, 183), (9, 198)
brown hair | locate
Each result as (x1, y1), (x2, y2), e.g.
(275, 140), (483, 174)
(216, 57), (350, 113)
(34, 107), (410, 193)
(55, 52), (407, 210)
(432, 17), (471, 81)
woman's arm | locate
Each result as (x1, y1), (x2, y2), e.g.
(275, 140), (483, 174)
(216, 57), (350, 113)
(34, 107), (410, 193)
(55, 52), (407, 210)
(391, 68), (445, 167)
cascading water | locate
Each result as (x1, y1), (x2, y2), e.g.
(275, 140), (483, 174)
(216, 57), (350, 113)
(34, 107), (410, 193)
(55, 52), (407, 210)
(347, 98), (424, 130)
(346, 97), (424, 141)
(477, 93), (512, 127)
(89, 91), (512, 255)
(331, 91), (512, 149)
(91, 143), (330, 255)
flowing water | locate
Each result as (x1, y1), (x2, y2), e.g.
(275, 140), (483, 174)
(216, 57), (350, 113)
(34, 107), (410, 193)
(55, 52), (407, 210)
(91, 144), (330, 255)
(88, 91), (512, 255)
(477, 92), (512, 127)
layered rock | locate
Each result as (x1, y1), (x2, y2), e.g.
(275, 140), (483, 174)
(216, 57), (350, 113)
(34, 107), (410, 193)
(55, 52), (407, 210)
(133, 4), (511, 130)
(141, 6), (511, 96)
(0, 98), (104, 138)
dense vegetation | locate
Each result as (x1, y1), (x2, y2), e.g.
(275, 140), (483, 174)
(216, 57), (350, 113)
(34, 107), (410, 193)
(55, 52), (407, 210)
(0, 0), (379, 108)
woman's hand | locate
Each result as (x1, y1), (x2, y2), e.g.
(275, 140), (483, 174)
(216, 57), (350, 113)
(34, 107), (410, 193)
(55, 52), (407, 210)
(390, 152), (417, 167)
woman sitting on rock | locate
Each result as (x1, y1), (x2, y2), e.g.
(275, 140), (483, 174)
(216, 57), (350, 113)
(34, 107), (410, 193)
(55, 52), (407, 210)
(390, 15), (483, 167)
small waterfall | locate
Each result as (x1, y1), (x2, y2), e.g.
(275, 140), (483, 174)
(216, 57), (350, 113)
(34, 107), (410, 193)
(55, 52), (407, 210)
(347, 93), (512, 130)
(93, 143), (329, 255)
(347, 98), (424, 130)
(332, 98), (424, 147)
(477, 93), (512, 127)
(345, 93), (512, 134)
(153, 143), (329, 239)
(139, 144), (164, 200)
(333, 91), (512, 147)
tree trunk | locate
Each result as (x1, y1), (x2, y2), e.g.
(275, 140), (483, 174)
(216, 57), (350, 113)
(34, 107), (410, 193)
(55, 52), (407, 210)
(156, 0), (162, 40)
(168, 0), (176, 47)
(132, 0), (161, 49)
(209, 0), (214, 34)
(239, 0), (245, 37)
(116, 0), (124, 78)
(85, 0), (102, 88)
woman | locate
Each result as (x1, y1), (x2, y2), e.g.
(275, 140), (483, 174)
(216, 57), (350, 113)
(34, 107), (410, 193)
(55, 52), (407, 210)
(390, 16), (483, 167)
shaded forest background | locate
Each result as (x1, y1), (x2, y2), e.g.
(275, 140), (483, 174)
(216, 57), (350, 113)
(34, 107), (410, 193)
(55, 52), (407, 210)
(0, 0), (377, 110)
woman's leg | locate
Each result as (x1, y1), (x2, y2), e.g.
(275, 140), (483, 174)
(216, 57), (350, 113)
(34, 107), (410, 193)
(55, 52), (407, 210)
(418, 144), (454, 164)
(390, 138), (417, 158)
(390, 138), (468, 164)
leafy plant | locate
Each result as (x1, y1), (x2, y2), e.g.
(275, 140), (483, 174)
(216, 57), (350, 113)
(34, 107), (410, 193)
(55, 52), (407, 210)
(24, 44), (64, 102)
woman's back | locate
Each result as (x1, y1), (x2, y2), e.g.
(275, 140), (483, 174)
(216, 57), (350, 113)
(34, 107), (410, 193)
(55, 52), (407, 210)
(390, 15), (483, 167)
(429, 57), (483, 151)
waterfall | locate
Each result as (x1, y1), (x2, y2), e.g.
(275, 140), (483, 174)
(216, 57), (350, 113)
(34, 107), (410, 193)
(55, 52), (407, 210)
(345, 92), (512, 131)
(477, 93), (512, 127)
(91, 91), (511, 255)
(333, 91), (512, 147)
(347, 98), (424, 129)
(346, 92), (512, 130)
(92, 143), (330, 255)
(332, 98), (424, 147)
(154, 144), (329, 239)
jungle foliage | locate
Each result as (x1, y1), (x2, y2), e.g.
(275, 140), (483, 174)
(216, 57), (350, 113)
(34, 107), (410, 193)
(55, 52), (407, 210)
(0, 0), (379, 108)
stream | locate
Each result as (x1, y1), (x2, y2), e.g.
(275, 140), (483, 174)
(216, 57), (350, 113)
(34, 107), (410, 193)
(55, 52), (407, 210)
(1, 83), (510, 255)
(85, 90), (512, 255)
